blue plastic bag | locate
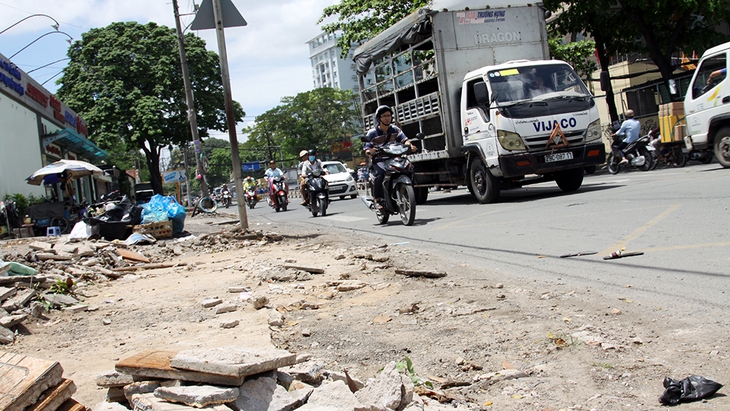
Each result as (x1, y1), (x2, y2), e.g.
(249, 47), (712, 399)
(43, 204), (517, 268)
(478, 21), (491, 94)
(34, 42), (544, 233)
(140, 195), (186, 234)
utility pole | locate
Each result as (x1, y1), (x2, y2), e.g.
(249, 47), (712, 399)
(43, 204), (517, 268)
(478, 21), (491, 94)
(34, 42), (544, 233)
(171, 0), (209, 198)
(211, 0), (248, 229)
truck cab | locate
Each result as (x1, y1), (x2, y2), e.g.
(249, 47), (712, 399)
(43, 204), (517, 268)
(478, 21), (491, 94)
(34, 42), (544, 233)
(684, 41), (730, 167)
(461, 60), (604, 202)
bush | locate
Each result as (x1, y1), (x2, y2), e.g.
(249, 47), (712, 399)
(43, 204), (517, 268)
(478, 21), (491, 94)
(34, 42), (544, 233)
(3, 193), (46, 215)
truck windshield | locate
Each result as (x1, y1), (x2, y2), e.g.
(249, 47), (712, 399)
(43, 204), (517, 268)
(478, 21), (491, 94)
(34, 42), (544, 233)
(487, 64), (590, 104)
(487, 64), (593, 118)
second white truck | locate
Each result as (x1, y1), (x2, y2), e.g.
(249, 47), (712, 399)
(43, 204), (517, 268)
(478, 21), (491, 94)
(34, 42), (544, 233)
(353, 4), (605, 203)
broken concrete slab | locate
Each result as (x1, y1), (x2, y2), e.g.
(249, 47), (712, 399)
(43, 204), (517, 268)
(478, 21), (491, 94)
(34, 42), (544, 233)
(124, 380), (180, 403)
(115, 350), (246, 386)
(201, 298), (223, 308)
(282, 264), (324, 274)
(0, 326), (14, 344)
(0, 351), (64, 411)
(29, 241), (54, 252)
(355, 362), (414, 411)
(115, 248), (150, 263)
(92, 401), (130, 411)
(95, 370), (134, 388)
(2, 289), (36, 311)
(61, 304), (89, 313)
(41, 293), (79, 308)
(0, 313), (28, 328)
(0, 286), (17, 301)
(219, 320), (239, 329)
(214, 302), (237, 314)
(394, 268), (446, 278)
(295, 380), (373, 411)
(131, 393), (231, 411)
(170, 346), (297, 378)
(154, 385), (239, 408)
(234, 372), (311, 411)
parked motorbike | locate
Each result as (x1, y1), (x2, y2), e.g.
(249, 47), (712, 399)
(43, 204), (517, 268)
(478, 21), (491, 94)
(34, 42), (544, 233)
(360, 141), (417, 226)
(221, 190), (232, 208)
(244, 188), (258, 209)
(303, 169), (329, 217)
(0, 199), (20, 239)
(268, 176), (288, 212)
(607, 133), (655, 174)
(648, 128), (687, 168)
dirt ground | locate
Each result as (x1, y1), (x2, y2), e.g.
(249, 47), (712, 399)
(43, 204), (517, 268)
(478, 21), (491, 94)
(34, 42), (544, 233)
(2, 212), (729, 410)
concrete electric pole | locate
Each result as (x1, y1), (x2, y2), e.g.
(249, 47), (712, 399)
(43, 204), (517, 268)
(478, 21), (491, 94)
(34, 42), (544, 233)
(191, 0), (249, 230)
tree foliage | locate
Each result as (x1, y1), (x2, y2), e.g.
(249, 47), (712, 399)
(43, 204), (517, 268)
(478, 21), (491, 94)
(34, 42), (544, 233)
(242, 87), (361, 166)
(318, 0), (431, 57)
(548, 36), (598, 81)
(56, 22), (244, 194)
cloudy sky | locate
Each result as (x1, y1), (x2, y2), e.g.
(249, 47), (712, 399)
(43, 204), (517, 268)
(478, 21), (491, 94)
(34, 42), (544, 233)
(0, 0), (338, 140)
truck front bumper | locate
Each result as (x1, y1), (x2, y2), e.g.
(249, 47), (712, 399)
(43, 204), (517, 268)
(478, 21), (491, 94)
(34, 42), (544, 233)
(498, 142), (605, 178)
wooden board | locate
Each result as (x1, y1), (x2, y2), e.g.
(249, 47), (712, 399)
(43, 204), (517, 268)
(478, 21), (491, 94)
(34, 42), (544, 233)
(25, 378), (77, 411)
(115, 248), (151, 263)
(0, 351), (64, 411)
(115, 350), (244, 386)
(55, 398), (87, 411)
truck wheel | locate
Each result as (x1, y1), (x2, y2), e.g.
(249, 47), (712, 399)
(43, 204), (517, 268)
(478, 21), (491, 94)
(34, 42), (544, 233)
(714, 127), (730, 168)
(415, 187), (428, 204)
(469, 159), (500, 204)
(555, 168), (584, 192)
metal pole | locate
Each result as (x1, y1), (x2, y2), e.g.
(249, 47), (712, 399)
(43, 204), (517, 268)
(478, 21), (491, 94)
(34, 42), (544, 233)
(211, 0), (248, 229)
(172, 0), (209, 198)
(183, 142), (192, 207)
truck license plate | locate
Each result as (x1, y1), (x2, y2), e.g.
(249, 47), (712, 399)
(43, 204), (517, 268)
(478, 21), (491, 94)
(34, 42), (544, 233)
(545, 152), (573, 163)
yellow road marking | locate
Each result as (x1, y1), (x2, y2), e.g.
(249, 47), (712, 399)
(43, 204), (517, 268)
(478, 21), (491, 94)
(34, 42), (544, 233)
(601, 204), (681, 255)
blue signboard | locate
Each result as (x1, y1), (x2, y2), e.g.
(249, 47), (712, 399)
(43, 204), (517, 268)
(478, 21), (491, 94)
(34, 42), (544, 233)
(242, 162), (261, 172)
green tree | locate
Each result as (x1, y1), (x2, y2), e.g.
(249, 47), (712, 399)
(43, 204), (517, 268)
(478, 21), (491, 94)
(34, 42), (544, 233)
(318, 0), (431, 57)
(548, 36), (598, 81)
(56, 22), (244, 194)
(169, 138), (232, 194)
(242, 87), (361, 164)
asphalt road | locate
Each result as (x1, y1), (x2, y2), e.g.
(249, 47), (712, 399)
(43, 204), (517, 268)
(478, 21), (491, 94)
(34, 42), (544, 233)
(220, 163), (730, 316)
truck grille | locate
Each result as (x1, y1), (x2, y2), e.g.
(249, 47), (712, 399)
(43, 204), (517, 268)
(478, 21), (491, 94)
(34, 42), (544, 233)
(523, 131), (585, 151)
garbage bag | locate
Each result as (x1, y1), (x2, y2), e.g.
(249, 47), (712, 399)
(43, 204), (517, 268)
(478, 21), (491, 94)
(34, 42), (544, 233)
(141, 195), (169, 224)
(659, 375), (723, 405)
(68, 221), (92, 240)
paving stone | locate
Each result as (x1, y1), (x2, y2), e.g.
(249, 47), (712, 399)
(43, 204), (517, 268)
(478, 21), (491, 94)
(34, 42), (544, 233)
(0, 314), (27, 328)
(234, 372), (311, 411)
(154, 385), (238, 407)
(131, 393), (230, 411)
(170, 346), (297, 378)
(95, 370), (134, 388)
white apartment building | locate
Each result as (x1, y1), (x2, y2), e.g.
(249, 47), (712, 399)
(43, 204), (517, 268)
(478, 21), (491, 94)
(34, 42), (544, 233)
(307, 32), (358, 93)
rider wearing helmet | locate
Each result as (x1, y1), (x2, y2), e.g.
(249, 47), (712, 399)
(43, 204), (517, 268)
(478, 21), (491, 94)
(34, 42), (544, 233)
(243, 176), (257, 192)
(364, 105), (416, 208)
(297, 150), (309, 203)
(300, 149), (326, 205)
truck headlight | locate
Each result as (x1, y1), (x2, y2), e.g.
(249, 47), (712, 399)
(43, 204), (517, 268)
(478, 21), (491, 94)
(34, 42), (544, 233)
(584, 119), (602, 143)
(497, 130), (526, 151)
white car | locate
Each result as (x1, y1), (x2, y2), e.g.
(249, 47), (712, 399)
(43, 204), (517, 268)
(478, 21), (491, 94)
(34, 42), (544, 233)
(321, 161), (358, 200)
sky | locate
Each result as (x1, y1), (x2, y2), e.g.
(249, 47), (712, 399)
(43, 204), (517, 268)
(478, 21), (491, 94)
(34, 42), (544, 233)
(0, 0), (338, 140)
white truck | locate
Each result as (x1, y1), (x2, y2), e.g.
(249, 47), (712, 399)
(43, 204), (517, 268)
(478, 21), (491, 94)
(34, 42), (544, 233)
(684, 40), (730, 167)
(353, 4), (605, 203)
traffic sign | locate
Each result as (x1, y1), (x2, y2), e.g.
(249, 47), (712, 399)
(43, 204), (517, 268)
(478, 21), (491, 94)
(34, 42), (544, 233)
(163, 170), (187, 183)
(242, 162), (261, 172)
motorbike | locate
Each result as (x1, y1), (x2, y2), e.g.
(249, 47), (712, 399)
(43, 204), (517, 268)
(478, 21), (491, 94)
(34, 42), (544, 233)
(244, 188), (258, 209)
(0, 199), (20, 239)
(268, 176), (289, 212)
(303, 169), (329, 217)
(607, 133), (655, 174)
(221, 190), (232, 208)
(360, 141), (417, 226)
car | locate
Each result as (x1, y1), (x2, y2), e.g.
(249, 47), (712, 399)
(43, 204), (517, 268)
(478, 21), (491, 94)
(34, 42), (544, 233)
(321, 161), (358, 200)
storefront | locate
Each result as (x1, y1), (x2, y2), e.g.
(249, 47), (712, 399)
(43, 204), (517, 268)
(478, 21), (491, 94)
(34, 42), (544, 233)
(0, 50), (108, 203)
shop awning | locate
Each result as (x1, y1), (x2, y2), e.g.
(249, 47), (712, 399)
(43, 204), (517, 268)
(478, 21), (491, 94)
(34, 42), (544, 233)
(42, 128), (108, 163)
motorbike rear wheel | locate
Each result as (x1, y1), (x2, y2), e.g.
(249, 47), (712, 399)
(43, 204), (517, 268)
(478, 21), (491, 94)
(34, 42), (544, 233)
(397, 184), (416, 226)
(376, 209), (389, 224)
(671, 146), (687, 167)
(638, 147), (653, 171)
(607, 152), (621, 174)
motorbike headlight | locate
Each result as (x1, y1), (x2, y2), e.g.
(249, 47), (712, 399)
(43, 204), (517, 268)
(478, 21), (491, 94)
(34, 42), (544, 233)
(584, 119), (602, 143)
(497, 130), (526, 151)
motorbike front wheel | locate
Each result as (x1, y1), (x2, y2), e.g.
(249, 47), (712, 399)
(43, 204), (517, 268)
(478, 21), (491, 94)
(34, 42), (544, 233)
(279, 195), (287, 212)
(397, 184), (416, 226)
(376, 208), (389, 224)
(311, 197), (320, 217)
(320, 196), (328, 217)
(607, 152), (621, 174)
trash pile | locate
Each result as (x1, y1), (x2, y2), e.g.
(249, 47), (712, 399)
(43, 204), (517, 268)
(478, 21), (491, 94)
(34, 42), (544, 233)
(93, 345), (438, 411)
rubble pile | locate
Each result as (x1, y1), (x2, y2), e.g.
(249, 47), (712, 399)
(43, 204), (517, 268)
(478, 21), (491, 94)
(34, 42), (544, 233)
(0, 227), (279, 345)
(93, 345), (442, 411)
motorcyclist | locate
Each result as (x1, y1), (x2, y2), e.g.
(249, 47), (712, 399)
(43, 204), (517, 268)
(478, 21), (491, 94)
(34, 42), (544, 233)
(364, 105), (416, 209)
(264, 160), (287, 204)
(611, 109), (641, 164)
(300, 149), (327, 205)
(297, 150), (308, 203)
(243, 176), (258, 199)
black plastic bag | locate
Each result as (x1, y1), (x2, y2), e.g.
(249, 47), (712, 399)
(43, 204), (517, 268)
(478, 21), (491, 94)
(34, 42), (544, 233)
(659, 375), (723, 405)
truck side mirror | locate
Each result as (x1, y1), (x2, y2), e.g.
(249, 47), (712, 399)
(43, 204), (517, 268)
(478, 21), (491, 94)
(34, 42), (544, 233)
(600, 71), (610, 92)
(474, 82), (489, 105)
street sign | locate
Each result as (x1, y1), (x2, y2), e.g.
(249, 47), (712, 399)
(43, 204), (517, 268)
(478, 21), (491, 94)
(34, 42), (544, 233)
(190, 0), (247, 30)
(163, 170), (187, 184)
(242, 162), (261, 172)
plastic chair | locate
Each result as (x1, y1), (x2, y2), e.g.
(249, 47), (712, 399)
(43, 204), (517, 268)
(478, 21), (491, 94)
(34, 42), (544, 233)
(46, 226), (62, 237)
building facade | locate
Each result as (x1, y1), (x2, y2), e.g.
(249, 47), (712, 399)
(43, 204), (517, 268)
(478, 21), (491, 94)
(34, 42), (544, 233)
(307, 32), (358, 93)
(0, 51), (109, 204)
